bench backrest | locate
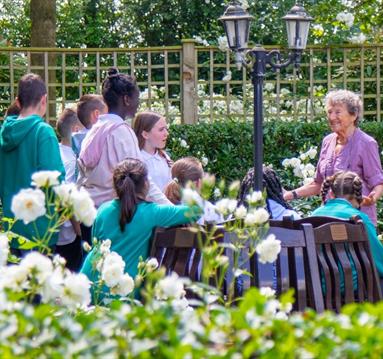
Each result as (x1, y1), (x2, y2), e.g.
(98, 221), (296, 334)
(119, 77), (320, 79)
(270, 216), (382, 311)
(250, 223), (324, 312)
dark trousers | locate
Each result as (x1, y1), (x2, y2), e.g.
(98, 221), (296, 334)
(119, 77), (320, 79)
(80, 224), (92, 245)
(55, 235), (83, 272)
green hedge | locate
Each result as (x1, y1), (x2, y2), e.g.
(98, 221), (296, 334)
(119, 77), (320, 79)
(168, 119), (383, 182)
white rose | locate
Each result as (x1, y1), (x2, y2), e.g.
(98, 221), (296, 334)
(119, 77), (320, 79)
(201, 156), (209, 167)
(102, 263), (124, 288)
(100, 239), (112, 254)
(246, 191), (263, 205)
(180, 139), (188, 148)
(299, 153), (307, 161)
(0, 234), (9, 267)
(349, 33), (367, 44)
(304, 163), (316, 177)
(264, 82), (274, 92)
(0, 265), (29, 291)
(307, 147), (317, 159)
(244, 208), (269, 226)
(111, 274), (135, 297)
(217, 35), (229, 51)
(20, 251), (53, 284)
(181, 188), (203, 207)
(103, 252), (125, 271)
(256, 234), (281, 264)
(293, 166), (303, 178)
(53, 183), (77, 206)
(156, 272), (185, 300)
(227, 199), (238, 213)
(31, 170), (61, 188)
(280, 88), (290, 96)
(11, 188), (46, 224)
(61, 273), (91, 308)
(213, 188), (221, 198)
(146, 258), (159, 271)
(222, 71), (232, 82)
(289, 157), (301, 167)
(41, 268), (64, 302)
(234, 205), (247, 219)
(215, 198), (229, 215)
(70, 188), (97, 227)
(260, 286), (276, 298)
(282, 159), (291, 168)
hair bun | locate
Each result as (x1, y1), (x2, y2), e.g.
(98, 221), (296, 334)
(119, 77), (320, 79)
(107, 67), (119, 77)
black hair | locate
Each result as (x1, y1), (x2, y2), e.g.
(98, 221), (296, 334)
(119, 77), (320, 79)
(238, 166), (292, 218)
(113, 158), (149, 231)
(102, 67), (139, 110)
(17, 73), (47, 109)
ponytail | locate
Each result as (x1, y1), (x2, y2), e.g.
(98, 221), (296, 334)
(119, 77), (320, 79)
(113, 159), (148, 231)
(164, 179), (181, 204)
(118, 176), (138, 231)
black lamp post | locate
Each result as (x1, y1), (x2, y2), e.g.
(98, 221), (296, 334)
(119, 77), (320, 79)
(220, 2), (313, 191)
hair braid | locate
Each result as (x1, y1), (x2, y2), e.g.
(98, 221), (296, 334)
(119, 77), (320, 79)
(321, 175), (335, 204)
(352, 176), (363, 205)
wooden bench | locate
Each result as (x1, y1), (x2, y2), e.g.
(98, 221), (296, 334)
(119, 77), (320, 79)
(248, 223), (325, 312)
(150, 225), (226, 289)
(270, 216), (383, 312)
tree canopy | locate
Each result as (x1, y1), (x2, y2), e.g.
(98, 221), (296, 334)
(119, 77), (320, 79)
(0, 0), (382, 48)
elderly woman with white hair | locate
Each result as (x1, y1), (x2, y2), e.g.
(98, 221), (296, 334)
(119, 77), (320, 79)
(284, 89), (383, 225)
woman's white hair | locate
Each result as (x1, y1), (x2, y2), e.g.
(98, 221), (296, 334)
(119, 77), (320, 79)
(325, 89), (363, 125)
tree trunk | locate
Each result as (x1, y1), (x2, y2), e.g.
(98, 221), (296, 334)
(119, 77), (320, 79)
(30, 0), (56, 122)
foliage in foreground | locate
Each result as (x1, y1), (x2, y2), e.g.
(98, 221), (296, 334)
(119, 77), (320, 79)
(1, 287), (383, 358)
(1, 171), (383, 357)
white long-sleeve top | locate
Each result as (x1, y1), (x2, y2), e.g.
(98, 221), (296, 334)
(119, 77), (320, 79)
(77, 114), (170, 207)
(141, 149), (172, 192)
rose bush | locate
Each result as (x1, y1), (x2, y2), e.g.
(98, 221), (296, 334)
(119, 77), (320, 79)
(0, 169), (383, 357)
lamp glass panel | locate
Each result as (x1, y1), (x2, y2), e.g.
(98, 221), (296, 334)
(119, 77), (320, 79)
(286, 20), (311, 49)
(237, 19), (250, 49)
(285, 20), (297, 48)
(298, 20), (310, 49)
(225, 20), (237, 49)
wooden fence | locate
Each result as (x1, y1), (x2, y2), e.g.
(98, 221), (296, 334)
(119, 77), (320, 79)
(1, 41), (382, 123)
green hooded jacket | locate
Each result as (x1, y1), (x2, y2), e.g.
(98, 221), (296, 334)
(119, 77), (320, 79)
(0, 114), (65, 248)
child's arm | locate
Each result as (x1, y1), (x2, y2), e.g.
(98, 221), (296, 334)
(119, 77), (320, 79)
(153, 204), (202, 228)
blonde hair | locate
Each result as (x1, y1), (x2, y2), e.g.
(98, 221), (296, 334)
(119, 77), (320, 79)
(164, 157), (203, 204)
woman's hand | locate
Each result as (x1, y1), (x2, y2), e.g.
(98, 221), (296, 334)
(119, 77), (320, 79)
(283, 191), (294, 201)
(361, 191), (376, 207)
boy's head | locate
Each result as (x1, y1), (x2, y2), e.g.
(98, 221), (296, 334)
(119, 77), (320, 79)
(16, 73), (47, 114)
(77, 94), (107, 129)
(57, 108), (82, 143)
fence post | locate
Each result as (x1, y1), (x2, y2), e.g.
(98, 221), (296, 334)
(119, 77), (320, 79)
(182, 39), (197, 124)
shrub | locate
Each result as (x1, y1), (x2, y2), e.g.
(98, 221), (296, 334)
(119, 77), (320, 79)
(168, 119), (383, 183)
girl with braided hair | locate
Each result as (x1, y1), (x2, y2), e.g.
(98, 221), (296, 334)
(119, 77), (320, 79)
(312, 171), (383, 278)
(238, 166), (300, 220)
(81, 158), (201, 301)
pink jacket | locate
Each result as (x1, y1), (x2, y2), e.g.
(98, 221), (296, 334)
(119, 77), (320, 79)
(77, 114), (169, 207)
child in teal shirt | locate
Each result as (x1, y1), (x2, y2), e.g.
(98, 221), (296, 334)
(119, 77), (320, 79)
(81, 158), (201, 302)
(312, 171), (383, 291)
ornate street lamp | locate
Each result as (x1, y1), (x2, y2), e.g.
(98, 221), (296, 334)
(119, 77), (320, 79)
(220, 2), (313, 191)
